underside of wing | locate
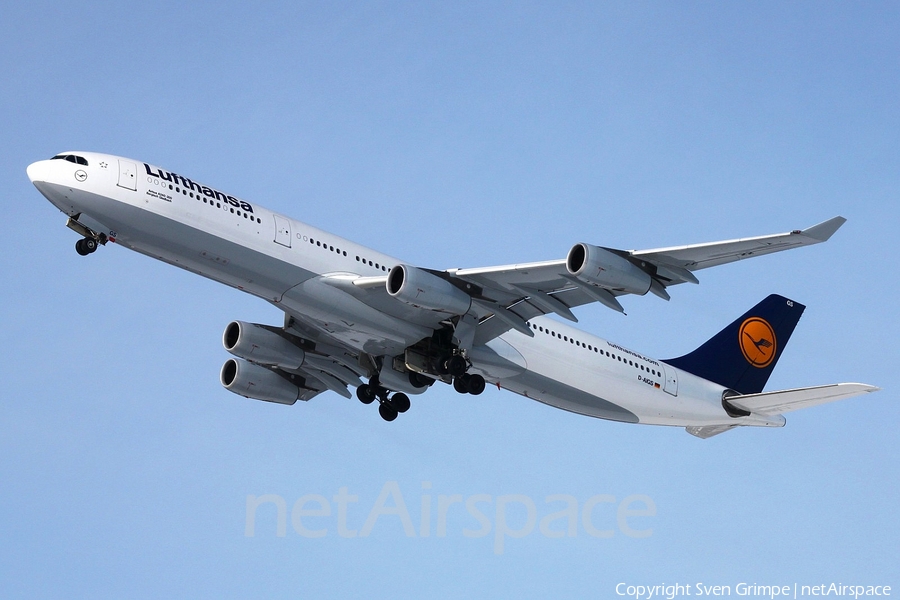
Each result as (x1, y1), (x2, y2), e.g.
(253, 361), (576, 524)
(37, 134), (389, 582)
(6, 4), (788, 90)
(220, 314), (372, 403)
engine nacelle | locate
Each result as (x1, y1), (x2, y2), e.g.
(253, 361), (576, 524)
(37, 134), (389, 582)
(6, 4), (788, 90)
(566, 244), (652, 295)
(220, 358), (300, 405)
(223, 321), (306, 370)
(387, 265), (472, 316)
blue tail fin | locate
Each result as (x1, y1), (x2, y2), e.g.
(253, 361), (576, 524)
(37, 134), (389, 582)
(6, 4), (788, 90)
(664, 294), (805, 395)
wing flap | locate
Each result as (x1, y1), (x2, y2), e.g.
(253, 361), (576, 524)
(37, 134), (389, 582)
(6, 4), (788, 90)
(728, 382), (879, 416)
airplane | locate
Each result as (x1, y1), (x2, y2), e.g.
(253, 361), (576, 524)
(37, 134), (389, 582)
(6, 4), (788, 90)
(27, 151), (878, 438)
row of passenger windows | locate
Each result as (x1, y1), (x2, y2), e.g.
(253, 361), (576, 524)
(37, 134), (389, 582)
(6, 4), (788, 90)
(357, 255), (389, 271)
(529, 322), (661, 379)
(166, 182), (264, 224)
(52, 154), (88, 166)
(306, 237), (390, 272)
(308, 237), (347, 257)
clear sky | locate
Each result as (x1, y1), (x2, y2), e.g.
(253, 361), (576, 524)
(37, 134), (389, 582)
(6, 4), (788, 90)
(1, 2), (897, 598)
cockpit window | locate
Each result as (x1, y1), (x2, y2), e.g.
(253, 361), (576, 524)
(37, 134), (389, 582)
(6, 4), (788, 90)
(51, 154), (88, 166)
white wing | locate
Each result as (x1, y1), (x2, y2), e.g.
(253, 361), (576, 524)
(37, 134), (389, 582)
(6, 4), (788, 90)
(443, 217), (846, 343)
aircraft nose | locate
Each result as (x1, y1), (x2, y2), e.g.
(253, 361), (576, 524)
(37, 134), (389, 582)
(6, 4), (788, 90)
(26, 160), (49, 184)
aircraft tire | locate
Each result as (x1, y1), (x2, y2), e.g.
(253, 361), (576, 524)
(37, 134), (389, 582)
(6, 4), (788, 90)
(378, 403), (398, 422)
(75, 239), (89, 256)
(447, 355), (467, 377)
(390, 393), (410, 413)
(453, 375), (470, 394)
(409, 372), (432, 388)
(467, 374), (486, 396)
(357, 384), (376, 404)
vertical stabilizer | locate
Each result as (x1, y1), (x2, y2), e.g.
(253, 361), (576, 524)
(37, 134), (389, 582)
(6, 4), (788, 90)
(665, 295), (805, 395)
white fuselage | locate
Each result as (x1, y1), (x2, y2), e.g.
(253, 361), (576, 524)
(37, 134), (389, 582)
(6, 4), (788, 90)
(27, 152), (783, 430)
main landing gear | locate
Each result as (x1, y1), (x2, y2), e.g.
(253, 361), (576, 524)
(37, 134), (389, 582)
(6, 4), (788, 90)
(438, 353), (485, 396)
(356, 378), (411, 422)
(356, 351), (486, 423)
(453, 373), (486, 395)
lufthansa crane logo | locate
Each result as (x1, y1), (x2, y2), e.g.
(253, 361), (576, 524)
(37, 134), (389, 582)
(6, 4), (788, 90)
(739, 317), (776, 368)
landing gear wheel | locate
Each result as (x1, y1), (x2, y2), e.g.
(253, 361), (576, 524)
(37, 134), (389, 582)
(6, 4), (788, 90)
(378, 402), (398, 422)
(408, 372), (433, 389)
(453, 375), (470, 394)
(446, 355), (468, 377)
(75, 238), (98, 256)
(389, 393), (410, 413)
(467, 374), (486, 395)
(356, 384), (376, 404)
(436, 356), (450, 376)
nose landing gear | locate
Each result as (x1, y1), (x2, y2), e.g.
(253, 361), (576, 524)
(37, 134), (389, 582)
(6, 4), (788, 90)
(67, 215), (106, 256)
(75, 237), (98, 256)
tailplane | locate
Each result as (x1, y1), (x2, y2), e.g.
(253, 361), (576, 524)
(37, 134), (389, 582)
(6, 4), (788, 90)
(665, 294), (804, 395)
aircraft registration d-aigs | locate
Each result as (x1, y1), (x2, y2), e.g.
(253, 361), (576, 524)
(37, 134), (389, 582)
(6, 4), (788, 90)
(28, 152), (878, 438)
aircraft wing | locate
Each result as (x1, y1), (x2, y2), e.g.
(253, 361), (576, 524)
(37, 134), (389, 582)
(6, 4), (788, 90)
(445, 217), (846, 344)
(631, 216), (846, 271)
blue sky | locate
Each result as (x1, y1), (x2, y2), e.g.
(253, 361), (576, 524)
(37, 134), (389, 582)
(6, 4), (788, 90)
(1, 2), (897, 597)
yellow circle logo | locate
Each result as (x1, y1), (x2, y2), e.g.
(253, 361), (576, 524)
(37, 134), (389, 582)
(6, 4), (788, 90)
(739, 317), (776, 368)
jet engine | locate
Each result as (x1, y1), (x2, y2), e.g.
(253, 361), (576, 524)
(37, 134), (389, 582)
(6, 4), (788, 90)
(387, 265), (472, 316)
(220, 358), (301, 405)
(566, 244), (652, 295)
(223, 321), (306, 370)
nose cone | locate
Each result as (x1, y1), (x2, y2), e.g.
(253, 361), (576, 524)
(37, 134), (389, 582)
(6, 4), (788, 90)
(26, 160), (50, 184)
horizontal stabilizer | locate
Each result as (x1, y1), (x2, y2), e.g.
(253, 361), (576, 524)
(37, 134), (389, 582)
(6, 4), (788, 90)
(728, 383), (879, 416)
